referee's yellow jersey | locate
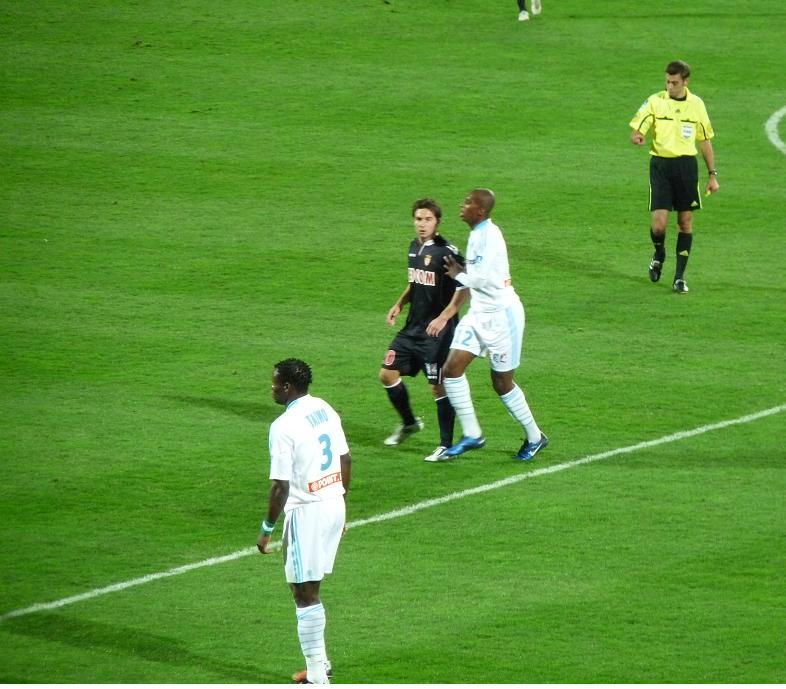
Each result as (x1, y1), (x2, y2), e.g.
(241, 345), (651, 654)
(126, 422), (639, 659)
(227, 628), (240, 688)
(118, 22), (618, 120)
(629, 87), (714, 158)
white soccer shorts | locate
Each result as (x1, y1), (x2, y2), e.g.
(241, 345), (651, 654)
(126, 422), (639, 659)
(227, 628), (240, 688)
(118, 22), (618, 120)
(283, 498), (345, 584)
(450, 301), (525, 372)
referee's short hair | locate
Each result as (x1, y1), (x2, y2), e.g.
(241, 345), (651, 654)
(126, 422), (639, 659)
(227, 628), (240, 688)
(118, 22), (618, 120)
(666, 60), (691, 79)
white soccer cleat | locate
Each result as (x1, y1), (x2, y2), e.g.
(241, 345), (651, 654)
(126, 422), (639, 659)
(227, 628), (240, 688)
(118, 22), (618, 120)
(531, 0), (542, 15)
(292, 662), (332, 684)
(383, 417), (424, 446)
(518, 10), (530, 21)
(424, 446), (448, 462)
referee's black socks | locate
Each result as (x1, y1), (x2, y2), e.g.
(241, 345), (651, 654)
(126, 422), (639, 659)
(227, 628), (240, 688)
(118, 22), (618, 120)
(650, 228), (666, 263)
(675, 231), (693, 279)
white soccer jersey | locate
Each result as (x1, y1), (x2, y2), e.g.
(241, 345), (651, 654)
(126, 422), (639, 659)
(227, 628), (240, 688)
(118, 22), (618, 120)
(268, 394), (349, 510)
(456, 219), (519, 312)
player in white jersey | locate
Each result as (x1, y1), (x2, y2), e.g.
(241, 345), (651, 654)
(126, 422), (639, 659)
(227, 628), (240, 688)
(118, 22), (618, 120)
(426, 188), (548, 461)
(257, 358), (352, 684)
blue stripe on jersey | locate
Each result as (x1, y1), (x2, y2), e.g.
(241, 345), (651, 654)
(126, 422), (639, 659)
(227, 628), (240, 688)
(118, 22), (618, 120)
(291, 511), (303, 582)
(506, 305), (522, 369)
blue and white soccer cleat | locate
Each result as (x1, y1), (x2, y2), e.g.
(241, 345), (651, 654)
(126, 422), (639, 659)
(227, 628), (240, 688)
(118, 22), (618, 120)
(515, 433), (549, 461)
(443, 436), (486, 457)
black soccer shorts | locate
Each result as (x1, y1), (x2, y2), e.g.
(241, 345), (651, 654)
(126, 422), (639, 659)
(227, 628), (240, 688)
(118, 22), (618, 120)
(649, 155), (701, 212)
(382, 328), (454, 385)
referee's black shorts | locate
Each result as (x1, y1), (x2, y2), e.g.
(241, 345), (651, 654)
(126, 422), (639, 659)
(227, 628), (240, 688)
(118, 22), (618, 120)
(382, 327), (454, 386)
(649, 155), (701, 212)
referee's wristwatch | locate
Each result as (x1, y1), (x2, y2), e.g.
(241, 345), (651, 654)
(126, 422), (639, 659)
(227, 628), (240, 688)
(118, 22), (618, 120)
(708, 169), (718, 176)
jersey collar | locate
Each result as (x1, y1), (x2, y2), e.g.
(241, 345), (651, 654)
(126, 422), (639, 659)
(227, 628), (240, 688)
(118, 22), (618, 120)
(285, 394), (309, 411)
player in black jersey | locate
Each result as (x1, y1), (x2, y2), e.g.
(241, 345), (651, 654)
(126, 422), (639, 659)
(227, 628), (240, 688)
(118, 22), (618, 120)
(379, 198), (467, 462)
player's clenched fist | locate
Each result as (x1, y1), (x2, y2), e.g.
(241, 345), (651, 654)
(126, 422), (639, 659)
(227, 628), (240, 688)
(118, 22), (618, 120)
(257, 533), (272, 554)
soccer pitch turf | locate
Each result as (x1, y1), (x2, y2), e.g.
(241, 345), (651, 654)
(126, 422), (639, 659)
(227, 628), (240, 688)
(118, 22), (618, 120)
(2, 0), (785, 683)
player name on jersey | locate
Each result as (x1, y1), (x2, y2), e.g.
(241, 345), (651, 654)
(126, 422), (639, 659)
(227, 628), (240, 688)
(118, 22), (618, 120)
(306, 408), (329, 428)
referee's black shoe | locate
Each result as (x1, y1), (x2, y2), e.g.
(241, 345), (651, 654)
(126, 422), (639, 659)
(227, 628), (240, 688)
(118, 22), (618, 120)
(673, 278), (689, 294)
(648, 259), (663, 282)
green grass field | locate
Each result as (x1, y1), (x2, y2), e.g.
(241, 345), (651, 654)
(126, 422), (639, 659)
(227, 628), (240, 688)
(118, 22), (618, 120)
(2, 0), (786, 683)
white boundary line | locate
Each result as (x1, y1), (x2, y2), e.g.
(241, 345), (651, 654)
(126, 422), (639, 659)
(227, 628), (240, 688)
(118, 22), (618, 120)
(765, 105), (786, 155)
(2, 403), (785, 623)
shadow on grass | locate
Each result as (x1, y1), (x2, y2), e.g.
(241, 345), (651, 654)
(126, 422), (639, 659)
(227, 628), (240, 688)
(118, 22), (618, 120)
(4, 612), (279, 682)
(165, 395), (272, 423)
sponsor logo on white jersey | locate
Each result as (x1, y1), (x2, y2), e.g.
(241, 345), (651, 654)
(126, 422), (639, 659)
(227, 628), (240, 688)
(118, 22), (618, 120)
(308, 471), (342, 493)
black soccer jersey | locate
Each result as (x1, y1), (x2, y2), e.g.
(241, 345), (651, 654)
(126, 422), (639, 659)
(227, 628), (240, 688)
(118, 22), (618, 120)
(402, 235), (463, 335)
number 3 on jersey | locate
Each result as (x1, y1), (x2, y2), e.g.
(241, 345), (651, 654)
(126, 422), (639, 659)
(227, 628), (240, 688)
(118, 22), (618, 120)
(318, 433), (333, 470)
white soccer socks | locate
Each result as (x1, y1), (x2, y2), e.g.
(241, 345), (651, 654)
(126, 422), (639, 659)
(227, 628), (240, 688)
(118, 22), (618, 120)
(445, 376), (541, 444)
(500, 384), (541, 441)
(444, 375), (483, 439)
(296, 603), (329, 684)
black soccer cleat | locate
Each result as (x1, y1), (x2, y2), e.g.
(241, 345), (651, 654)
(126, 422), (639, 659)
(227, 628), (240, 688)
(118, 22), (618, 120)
(383, 417), (424, 446)
(648, 259), (663, 283)
(672, 278), (689, 294)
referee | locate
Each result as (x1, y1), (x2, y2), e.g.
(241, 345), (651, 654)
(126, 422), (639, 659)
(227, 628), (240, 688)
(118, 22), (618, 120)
(629, 60), (719, 293)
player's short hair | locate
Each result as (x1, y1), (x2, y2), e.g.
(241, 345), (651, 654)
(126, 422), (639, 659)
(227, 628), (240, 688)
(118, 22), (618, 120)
(666, 60), (691, 80)
(472, 188), (496, 215)
(412, 198), (442, 223)
(274, 358), (313, 392)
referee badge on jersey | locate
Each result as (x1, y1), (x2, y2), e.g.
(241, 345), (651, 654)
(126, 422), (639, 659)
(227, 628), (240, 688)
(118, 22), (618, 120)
(423, 255), (432, 266)
(682, 124), (694, 139)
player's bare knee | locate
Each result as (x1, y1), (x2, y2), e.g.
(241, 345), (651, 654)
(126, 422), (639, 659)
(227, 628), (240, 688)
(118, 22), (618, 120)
(443, 361), (461, 379)
(292, 582), (321, 608)
(379, 368), (399, 387)
(491, 372), (515, 396)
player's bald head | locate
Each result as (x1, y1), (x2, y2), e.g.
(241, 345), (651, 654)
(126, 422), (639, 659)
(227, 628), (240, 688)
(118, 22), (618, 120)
(471, 188), (495, 216)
